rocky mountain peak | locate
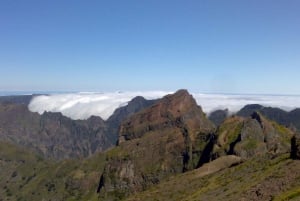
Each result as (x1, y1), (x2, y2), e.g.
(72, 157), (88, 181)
(129, 95), (147, 103)
(118, 89), (214, 143)
(106, 95), (158, 144)
(99, 90), (215, 196)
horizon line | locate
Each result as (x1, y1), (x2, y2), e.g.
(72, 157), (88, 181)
(1, 90), (300, 97)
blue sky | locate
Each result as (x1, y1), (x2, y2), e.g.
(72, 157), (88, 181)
(0, 0), (299, 94)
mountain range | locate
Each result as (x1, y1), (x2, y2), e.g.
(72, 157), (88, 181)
(0, 95), (157, 159)
(0, 90), (300, 201)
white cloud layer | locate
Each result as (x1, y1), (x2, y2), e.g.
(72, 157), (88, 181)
(28, 91), (300, 120)
(28, 91), (170, 120)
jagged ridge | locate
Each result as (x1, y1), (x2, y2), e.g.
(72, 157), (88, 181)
(99, 90), (215, 199)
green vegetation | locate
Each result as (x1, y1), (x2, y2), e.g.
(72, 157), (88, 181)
(0, 112), (299, 201)
(274, 187), (300, 201)
(272, 121), (294, 144)
(243, 138), (259, 150)
(214, 117), (244, 155)
(226, 122), (243, 146)
(125, 154), (300, 201)
(0, 141), (106, 201)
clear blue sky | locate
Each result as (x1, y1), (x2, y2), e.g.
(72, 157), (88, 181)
(0, 0), (299, 94)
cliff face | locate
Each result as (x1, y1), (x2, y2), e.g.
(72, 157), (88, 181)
(106, 96), (158, 145)
(99, 90), (215, 198)
(118, 89), (214, 143)
(0, 103), (111, 159)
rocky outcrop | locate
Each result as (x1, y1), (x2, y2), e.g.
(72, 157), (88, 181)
(213, 112), (294, 160)
(106, 96), (158, 145)
(234, 117), (267, 159)
(118, 89), (214, 143)
(99, 90), (215, 198)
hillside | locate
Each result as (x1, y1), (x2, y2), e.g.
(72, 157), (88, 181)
(125, 153), (300, 201)
(0, 140), (106, 201)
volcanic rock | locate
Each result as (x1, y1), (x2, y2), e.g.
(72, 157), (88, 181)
(99, 89), (215, 197)
(106, 96), (158, 145)
(213, 112), (293, 159)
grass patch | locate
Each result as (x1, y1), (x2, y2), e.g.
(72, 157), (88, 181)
(274, 187), (300, 201)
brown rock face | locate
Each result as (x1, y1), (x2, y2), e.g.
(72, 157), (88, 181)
(119, 89), (214, 143)
(99, 90), (215, 198)
(106, 96), (158, 145)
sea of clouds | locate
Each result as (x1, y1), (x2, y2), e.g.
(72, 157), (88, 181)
(28, 91), (300, 120)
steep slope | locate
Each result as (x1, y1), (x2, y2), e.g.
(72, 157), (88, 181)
(98, 90), (215, 199)
(0, 141), (106, 201)
(213, 112), (294, 159)
(125, 154), (300, 201)
(118, 89), (214, 143)
(106, 96), (158, 145)
(0, 103), (111, 159)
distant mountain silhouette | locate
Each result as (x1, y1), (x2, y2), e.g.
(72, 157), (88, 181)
(208, 108), (229, 126)
(237, 104), (300, 131)
(0, 95), (34, 105)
